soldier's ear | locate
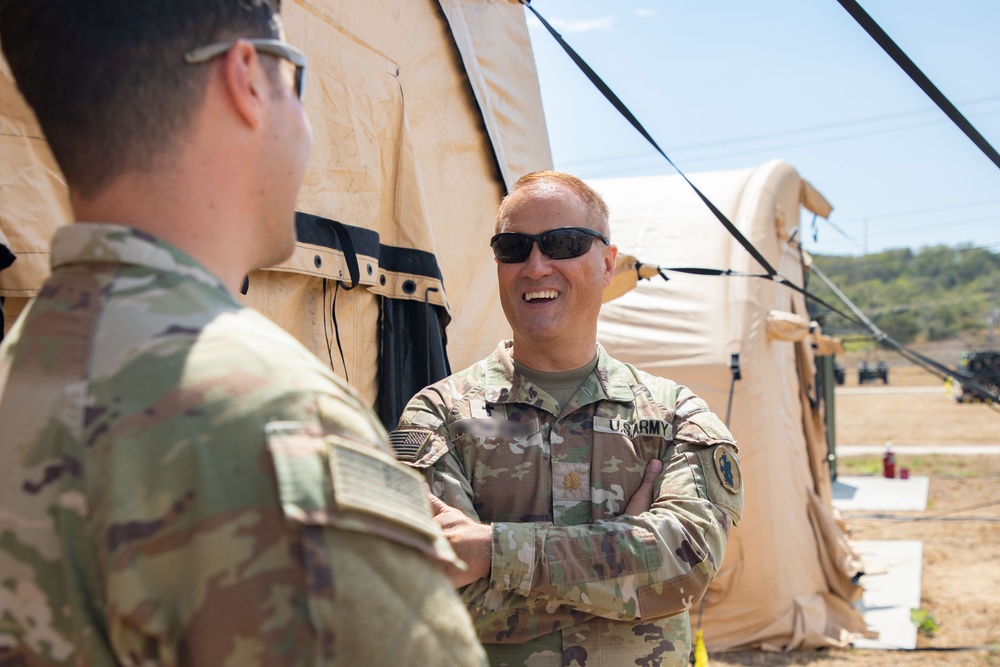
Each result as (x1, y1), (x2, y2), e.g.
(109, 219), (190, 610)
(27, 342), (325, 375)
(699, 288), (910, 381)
(224, 39), (266, 130)
(601, 244), (618, 287)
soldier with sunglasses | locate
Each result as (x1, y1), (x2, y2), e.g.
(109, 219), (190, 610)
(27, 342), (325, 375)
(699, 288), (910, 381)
(0, 1), (487, 665)
(392, 171), (744, 666)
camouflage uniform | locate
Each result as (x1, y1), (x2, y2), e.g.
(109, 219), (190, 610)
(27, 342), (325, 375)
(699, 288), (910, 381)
(0, 224), (487, 666)
(393, 340), (743, 666)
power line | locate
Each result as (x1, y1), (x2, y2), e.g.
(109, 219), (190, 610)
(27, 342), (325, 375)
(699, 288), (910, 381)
(560, 96), (1000, 171)
(827, 197), (1000, 226)
(573, 106), (1000, 177)
(863, 213), (1000, 239)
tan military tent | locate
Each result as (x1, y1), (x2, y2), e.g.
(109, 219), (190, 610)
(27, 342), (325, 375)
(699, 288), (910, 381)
(593, 160), (871, 651)
(0, 0), (546, 427)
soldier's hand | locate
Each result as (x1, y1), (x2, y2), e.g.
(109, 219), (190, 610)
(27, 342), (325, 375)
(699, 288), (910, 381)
(428, 493), (492, 588)
(624, 459), (663, 516)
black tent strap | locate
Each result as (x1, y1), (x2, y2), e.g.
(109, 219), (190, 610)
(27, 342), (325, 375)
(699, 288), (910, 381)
(521, 1), (778, 279)
(662, 266), (865, 327)
(295, 212), (446, 282)
(836, 0), (1000, 172)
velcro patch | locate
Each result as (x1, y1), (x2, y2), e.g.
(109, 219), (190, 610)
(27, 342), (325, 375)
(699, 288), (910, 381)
(327, 437), (439, 543)
(449, 418), (539, 439)
(695, 444), (744, 524)
(388, 428), (433, 463)
(594, 417), (672, 439)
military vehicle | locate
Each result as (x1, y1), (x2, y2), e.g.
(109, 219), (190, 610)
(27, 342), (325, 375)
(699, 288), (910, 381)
(951, 350), (1000, 403)
(857, 359), (889, 384)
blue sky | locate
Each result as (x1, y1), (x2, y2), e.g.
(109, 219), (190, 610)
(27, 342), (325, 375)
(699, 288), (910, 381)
(525, 1), (1000, 257)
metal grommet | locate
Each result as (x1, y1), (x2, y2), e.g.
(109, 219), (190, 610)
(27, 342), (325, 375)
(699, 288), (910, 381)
(367, 263), (373, 276)
(379, 275), (386, 286)
(402, 280), (416, 294)
(314, 255), (322, 268)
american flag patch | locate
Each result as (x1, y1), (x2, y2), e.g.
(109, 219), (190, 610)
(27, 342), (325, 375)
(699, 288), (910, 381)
(388, 429), (433, 462)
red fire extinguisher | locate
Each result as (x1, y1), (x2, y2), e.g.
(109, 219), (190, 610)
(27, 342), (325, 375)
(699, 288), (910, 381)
(883, 442), (896, 479)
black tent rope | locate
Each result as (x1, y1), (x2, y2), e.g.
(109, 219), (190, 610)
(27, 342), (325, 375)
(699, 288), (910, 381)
(520, 0), (778, 279)
(661, 266), (867, 328)
(836, 0), (1000, 172)
(322, 279), (350, 384)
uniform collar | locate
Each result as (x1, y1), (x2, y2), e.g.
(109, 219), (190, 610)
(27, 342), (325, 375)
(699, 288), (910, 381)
(484, 340), (635, 406)
(51, 223), (228, 293)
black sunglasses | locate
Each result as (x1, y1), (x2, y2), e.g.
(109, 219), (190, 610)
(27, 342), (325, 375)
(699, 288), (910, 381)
(184, 38), (307, 100)
(490, 227), (609, 264)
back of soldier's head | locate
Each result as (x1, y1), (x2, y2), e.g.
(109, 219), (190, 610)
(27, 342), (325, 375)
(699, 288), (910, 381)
(0, 0), (282, 199)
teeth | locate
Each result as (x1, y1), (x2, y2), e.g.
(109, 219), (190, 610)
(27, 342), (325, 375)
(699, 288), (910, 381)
(524, 290), (558, 302)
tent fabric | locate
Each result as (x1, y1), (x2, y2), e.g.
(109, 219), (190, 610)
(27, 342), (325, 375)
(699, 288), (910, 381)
(592, 160), (868, 652)
(766, 310), (814, 342)
(0, 1), (552, 415)
(377, 296), (452, 429)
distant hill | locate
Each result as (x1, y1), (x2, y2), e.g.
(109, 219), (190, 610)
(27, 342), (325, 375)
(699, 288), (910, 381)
(805, 244), (1000, 346)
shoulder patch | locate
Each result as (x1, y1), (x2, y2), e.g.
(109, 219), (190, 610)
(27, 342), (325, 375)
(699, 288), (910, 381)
(266, 421), (463, 567)
(694, 443), (744, 524)
(266, 421), (437, 544)
(327, 437), (438, 542)
(388, 428), (434, 463)
(713, 446), (743, 494)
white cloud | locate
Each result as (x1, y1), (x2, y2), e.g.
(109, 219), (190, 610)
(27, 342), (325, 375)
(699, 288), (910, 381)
(549, 16), (615, 33)
(633, 8), (656, 18)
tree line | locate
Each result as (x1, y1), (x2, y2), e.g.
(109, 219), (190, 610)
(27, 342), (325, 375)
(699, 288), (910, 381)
(805, 244), (1000, 345)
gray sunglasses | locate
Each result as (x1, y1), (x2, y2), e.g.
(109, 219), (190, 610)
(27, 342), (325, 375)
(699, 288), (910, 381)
(184, 38), (307, 100)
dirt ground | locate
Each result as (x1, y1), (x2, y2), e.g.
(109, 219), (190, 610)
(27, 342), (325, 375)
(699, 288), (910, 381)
(709, 360), (1000, 666)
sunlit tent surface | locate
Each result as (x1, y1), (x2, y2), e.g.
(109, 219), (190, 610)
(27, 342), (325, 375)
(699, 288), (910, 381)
(593, 160), (871, 651)
(0, 0), (552, 428)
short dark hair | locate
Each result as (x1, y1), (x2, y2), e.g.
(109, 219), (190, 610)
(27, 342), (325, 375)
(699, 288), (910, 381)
(0, 0), (281, 198)
(496, 170), (611, 238)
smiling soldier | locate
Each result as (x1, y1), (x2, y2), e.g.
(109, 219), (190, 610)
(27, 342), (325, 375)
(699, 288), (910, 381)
(391, 170), (745, 666)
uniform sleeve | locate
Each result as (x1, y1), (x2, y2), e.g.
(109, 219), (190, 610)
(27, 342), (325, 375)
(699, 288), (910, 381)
(263, 420), (489, 666)
(101, 416), (488, 666)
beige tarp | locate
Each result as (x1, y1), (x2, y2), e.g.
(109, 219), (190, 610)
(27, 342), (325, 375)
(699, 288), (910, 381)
(593, 160), (871, 651)
(0, 0), (551, 405)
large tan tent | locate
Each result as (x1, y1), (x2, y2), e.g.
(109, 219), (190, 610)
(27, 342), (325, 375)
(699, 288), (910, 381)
(0, 0), (547, 427)
(593, 160), (872, 651)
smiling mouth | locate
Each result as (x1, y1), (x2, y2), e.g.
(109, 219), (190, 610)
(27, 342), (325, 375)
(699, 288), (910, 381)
(524, 290), (559, 302)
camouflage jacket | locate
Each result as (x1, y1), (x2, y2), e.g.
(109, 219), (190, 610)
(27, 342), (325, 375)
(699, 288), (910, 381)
(0, 224), (486, 667)
(393, 340), (743, 667)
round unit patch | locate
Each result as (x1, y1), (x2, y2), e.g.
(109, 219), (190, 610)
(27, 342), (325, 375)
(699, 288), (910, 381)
(713, 446), (742, 494)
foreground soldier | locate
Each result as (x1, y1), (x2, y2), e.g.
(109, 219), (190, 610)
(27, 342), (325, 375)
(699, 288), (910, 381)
(393, 171), (744, 666)
(0, 1), (485, 664)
